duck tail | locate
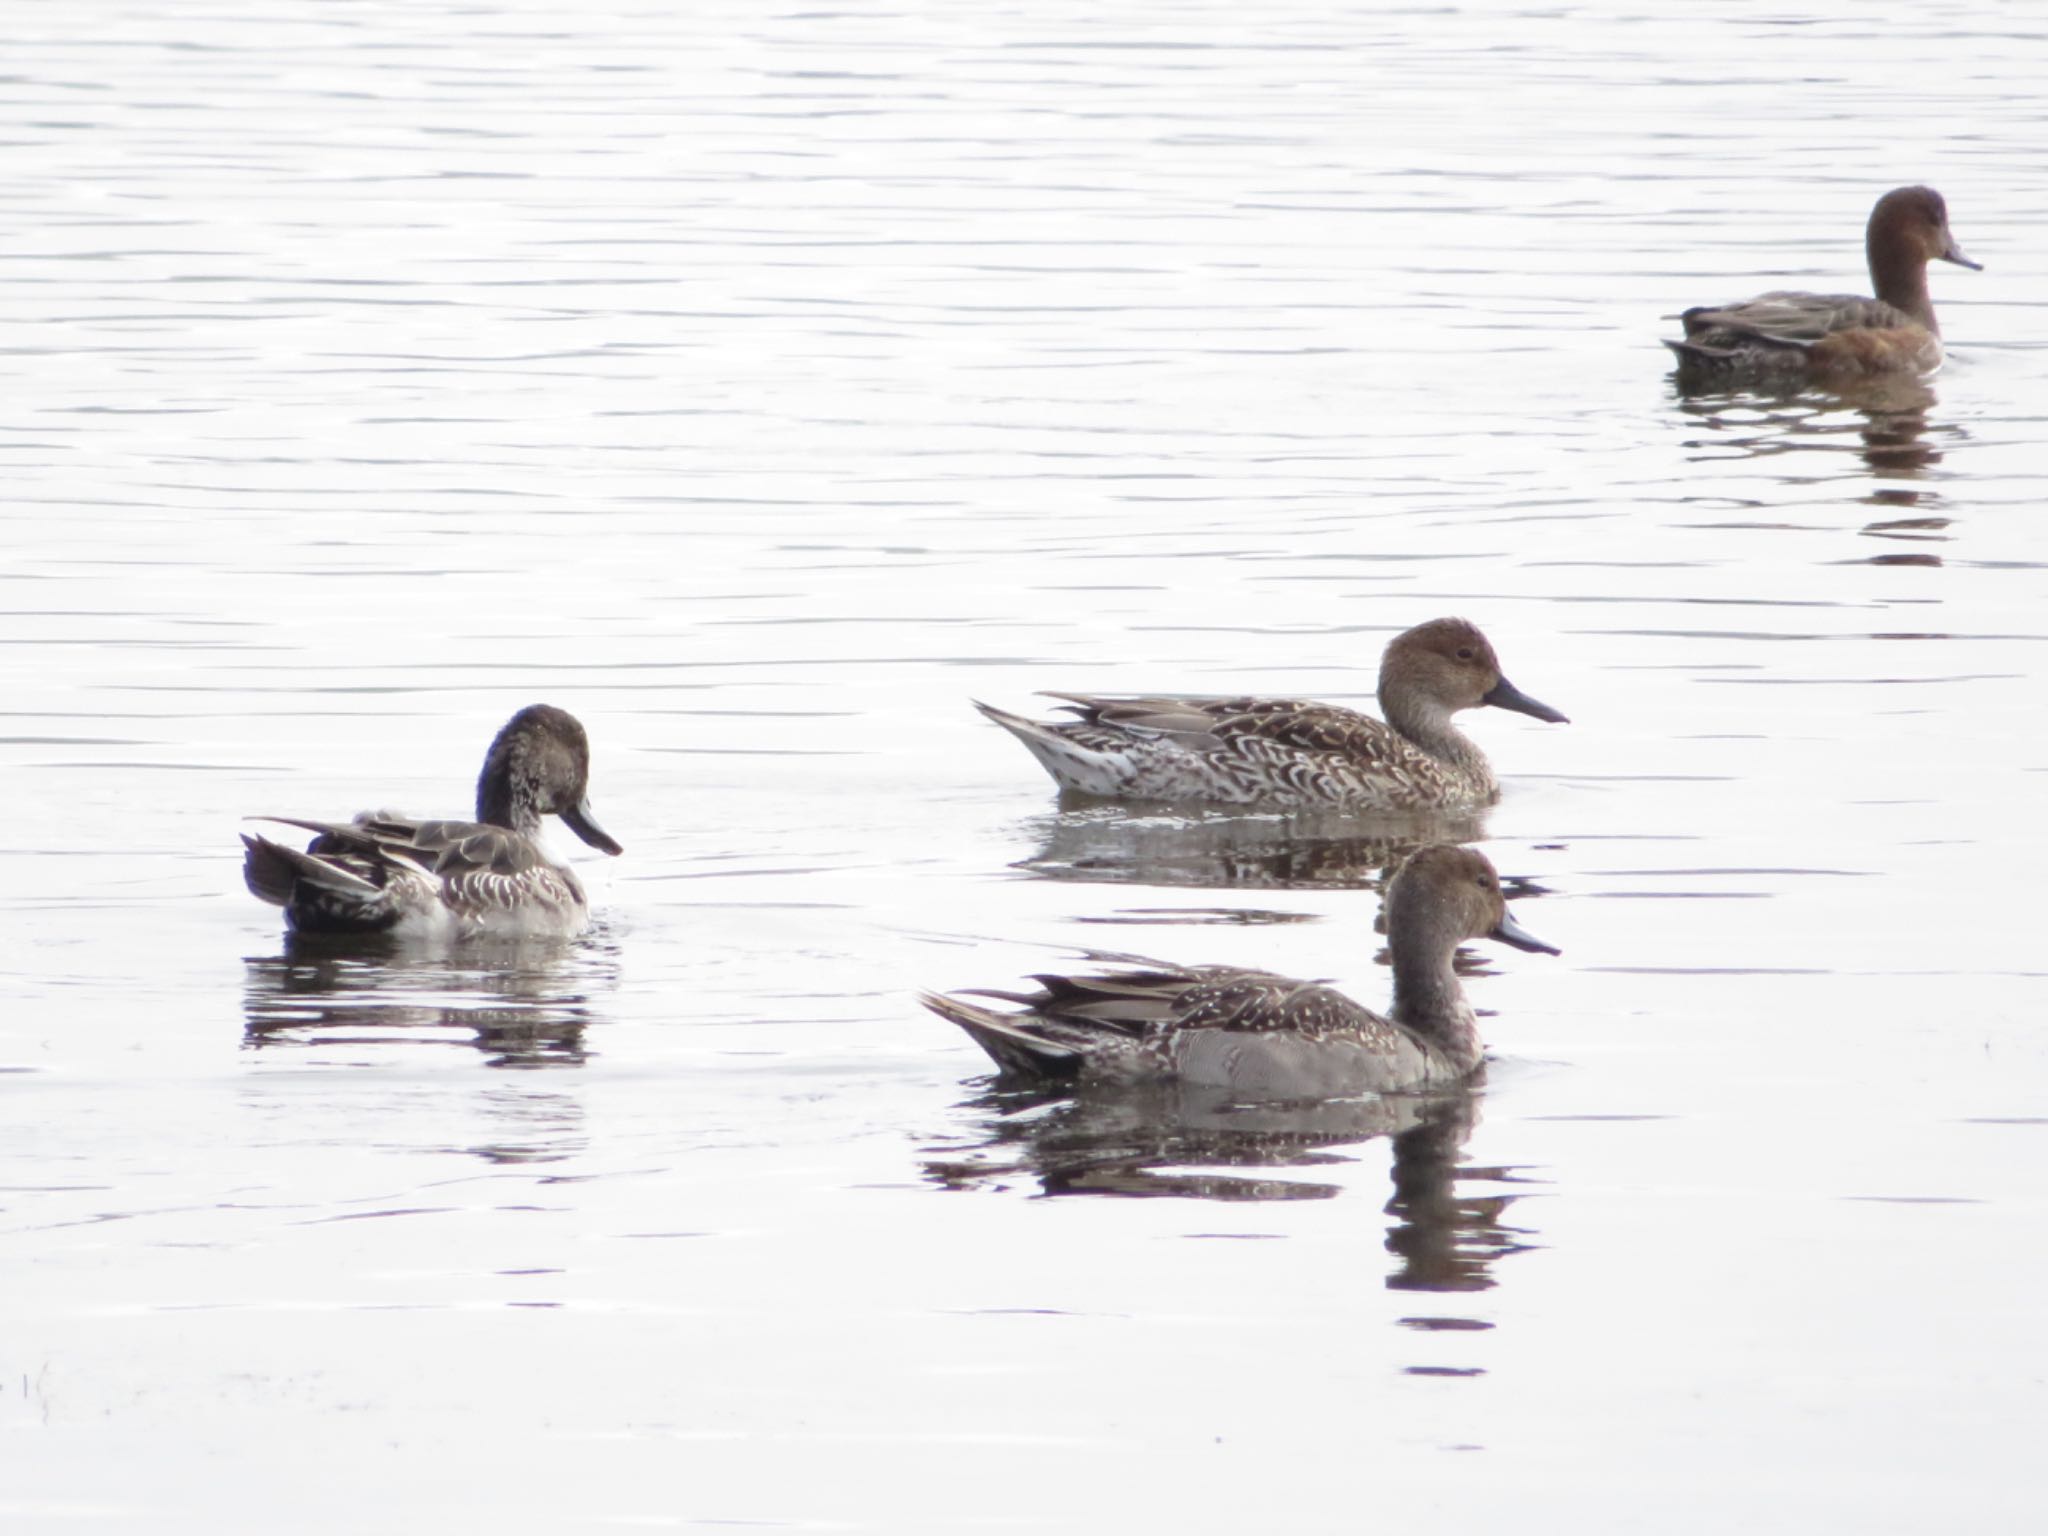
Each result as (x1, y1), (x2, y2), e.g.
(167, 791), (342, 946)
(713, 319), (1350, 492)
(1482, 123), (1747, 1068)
(240, 831), (380, 907)
(919, 990), (1083, 1083)
(1666, 336), (1804, 392)
(1665, 337), (1753, 368)
(1668, 322), (1816, 368)
(971, 698), (1051, 738)
(971, 700), (1131, 796)
(972, 698), (1076, 781)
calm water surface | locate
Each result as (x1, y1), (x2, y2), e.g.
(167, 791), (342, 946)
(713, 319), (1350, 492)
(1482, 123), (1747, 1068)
(6, 2), (2048, 1530)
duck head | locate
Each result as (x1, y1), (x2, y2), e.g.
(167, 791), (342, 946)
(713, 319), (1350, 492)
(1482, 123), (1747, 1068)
(1385, 843), (1560, 957)
(1381, 617), (1569, 726)
(476, 704), (624, 854)
(1870, 185), (1981, 275)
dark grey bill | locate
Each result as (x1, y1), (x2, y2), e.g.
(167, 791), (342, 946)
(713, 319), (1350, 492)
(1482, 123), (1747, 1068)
(1941, 234), (1982, 271)
(1490, 908), (1560, 956)
(1482, 675), (1570, 724)
(561, 797), (624, 856)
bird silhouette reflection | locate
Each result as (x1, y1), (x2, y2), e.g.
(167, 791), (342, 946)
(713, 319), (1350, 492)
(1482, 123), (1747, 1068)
(1016, 803), (1485, 891)
(925, 1078), (1536, 1293)
(242, 931), (613, 1068)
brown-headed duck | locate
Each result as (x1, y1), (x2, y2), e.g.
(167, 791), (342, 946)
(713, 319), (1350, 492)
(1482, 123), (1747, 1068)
(974, 617), (1567, 812)
(1666, 185), (1979, 386)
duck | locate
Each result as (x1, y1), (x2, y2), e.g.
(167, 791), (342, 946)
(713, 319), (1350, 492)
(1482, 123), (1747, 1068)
(1666, 185), (1980, 386)
(921, 843), (1558, 1095)
(974, 617), (1566, 812)
(241, 704), (623, 939)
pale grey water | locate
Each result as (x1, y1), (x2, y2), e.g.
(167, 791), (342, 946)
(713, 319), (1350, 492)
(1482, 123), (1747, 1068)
(5, 2), (2048, 1530)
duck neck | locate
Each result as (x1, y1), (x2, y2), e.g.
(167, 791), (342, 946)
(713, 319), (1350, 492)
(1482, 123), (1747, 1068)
(476, 755), (544, 836)
(1387, 932), (1484, 1074)
(1382, 693), (1495, 794)
(1870, 242), (1937, 332)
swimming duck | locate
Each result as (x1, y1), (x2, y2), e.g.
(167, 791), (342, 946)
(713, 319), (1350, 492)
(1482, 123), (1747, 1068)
(1666, 185), (1980, 385)
(242, 704), (623, 939)
(975, 617), (1566, 811)
(922, 843), (1558, 1094)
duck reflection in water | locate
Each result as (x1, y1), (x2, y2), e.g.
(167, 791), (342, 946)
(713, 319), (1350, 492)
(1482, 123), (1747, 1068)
(1016, 802), (1484, 892)
(243, 931), (612, 1069)
(1676, 373), (1947, 472)
(925, 1082), (1534, 1292)
(1673, 373), (1965, 560)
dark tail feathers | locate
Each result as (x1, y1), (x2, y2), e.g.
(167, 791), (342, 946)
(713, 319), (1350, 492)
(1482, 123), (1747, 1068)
(919, 990), (1083, 1083)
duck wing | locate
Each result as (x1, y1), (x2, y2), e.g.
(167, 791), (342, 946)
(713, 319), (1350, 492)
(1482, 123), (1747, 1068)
(926, 956), (1409, 1086)
(260, 813), (552, 876)
(1679, 291), (1918, 350)
(1008, 958), (1382, 1041)
(250, 813), (584, 918)
(1043, 693), (1395, 759)
(1166, 970), (1397, 1042)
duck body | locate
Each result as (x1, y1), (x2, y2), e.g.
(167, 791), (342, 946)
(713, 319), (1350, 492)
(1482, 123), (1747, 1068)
(1666, 186), (1979, 387)
(242, 704), (623, 941)
(977, 618), (1566, 813)
(243, 812), (599, 940)
(923, 844), (1559, 1095)
(927, 962), (1465, 1096)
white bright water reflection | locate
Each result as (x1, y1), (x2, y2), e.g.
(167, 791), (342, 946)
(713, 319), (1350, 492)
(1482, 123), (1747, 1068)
(4, 1), (2048, 1531)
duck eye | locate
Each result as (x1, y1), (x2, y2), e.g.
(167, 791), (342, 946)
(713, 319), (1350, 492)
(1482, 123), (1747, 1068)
(1455, 647), (1475, 661)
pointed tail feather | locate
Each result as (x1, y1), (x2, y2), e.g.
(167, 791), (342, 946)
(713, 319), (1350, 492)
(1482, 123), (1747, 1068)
(971, 700), (1131, 796)
(972, 698), (1081, 787)
(240, 832), (380, 907)
(241, 833), (301, 907)
(919, 990), (1083, 1082)
(972, 698), (1053, 737)
(247, 814), (363, 840)
(246, 813), (403, 858)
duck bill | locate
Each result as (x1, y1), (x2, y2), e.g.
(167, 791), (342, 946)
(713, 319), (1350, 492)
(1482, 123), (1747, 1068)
(1490, 909), (1560, 956)
(1940, 235), (1982, 271)
(561, 797), (624, 856)
(1482, 675), (1570, 725)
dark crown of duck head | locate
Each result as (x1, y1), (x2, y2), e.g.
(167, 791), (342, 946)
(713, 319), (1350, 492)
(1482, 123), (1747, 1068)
(475, 704), (623, 854)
